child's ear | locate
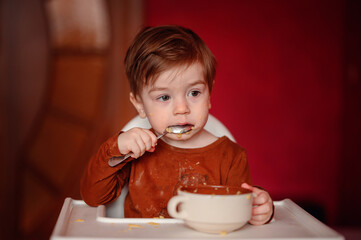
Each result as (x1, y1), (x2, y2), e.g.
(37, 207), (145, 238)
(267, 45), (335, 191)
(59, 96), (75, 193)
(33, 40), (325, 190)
(129, 93), (146, 118)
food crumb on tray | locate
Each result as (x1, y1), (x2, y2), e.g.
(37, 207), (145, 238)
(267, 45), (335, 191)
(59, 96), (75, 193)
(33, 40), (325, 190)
(147, 222), (160, 226)
(128, 224), (144, 230)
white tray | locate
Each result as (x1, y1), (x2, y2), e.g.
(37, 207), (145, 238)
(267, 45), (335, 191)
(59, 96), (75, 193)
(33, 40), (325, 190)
(51, 198), (344, 240)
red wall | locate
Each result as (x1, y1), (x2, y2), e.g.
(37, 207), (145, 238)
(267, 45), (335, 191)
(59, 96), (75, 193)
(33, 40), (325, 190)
(145, 0), (344, 224)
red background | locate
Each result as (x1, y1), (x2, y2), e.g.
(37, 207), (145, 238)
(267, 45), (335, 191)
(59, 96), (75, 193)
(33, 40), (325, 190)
(145, 0), (359, 225)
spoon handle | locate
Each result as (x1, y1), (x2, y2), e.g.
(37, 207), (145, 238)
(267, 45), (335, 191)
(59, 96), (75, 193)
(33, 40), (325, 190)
(108, 132), (166, 167)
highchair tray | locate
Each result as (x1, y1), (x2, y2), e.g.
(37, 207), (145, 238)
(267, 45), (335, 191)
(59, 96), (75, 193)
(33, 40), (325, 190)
(50, 198), (344, 240)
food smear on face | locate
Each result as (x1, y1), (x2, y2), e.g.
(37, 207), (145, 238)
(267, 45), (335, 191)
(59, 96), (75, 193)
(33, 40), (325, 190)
(177, 133), (182, 138)
(220, 231), (228, 236)
(75, 219), (84, 222)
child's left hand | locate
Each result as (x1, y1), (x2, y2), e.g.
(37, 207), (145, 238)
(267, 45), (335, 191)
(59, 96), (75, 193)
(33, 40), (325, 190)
(241, 183), (274, 225)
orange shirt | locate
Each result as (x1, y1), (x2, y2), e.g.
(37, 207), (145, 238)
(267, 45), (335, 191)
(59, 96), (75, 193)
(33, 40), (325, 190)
(80, 134), (252, 218)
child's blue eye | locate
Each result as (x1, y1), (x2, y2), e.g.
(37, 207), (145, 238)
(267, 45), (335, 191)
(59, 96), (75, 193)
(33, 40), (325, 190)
(188, 90), (200, 97)
(157, 95), (170, 101)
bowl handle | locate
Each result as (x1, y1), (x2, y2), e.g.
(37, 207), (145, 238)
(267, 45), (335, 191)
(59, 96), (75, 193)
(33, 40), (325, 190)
(167, 195), (188, 219)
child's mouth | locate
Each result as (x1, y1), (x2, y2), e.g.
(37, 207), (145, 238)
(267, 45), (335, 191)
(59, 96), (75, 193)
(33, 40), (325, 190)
(172, 123), (194, 128)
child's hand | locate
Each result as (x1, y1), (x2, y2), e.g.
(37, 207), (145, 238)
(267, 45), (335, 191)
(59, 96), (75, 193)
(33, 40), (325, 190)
(241, 183), (274, 225)
(117, 128), (158, 159)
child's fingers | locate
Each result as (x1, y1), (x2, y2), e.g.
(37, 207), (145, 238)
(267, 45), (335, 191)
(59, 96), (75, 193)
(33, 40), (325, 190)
(133, 137), (146, 158)
(241, 182), (254, 191)
(148, 146), (156, 152)
(142, 129), (158, 149)
(249, 204), (273, 225)
(249, 215), (269, 225)
(252, 202), (272, 216)
(253, 191), (270, 206)
(146, 129), (158, 146)
(242, 183), (270, 205)
(241, 183), (274, 225)
(132, 129), (158, 157)
(249, 202), (273, 225)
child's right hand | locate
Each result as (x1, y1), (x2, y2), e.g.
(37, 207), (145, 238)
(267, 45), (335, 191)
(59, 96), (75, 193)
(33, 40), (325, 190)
(117, 128), (158, 159)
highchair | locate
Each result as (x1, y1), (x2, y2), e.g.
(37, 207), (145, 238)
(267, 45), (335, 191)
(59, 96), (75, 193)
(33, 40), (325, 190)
(106, 114), (235, 218)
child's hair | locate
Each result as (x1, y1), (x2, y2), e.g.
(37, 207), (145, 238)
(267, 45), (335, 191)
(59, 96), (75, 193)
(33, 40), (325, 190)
(124, 25), (216, 97)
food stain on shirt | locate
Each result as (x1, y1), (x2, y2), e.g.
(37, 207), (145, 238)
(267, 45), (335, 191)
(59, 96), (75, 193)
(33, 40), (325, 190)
(134, 170), (144, 186)
(174, 158), (210, 192)
(145, 205), (158, 214)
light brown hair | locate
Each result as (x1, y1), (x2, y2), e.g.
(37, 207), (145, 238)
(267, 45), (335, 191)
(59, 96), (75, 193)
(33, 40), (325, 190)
(124, 25), (216, 97)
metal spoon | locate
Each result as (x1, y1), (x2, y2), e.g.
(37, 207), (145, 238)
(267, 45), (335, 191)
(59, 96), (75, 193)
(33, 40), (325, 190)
(108, 125), (194, 167)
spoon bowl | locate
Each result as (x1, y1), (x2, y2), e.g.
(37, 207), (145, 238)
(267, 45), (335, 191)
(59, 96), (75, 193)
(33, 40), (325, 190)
(164, 124), (194, 135)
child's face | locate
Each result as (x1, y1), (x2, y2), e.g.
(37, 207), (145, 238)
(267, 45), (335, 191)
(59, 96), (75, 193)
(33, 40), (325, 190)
(130, 62), (211, 142)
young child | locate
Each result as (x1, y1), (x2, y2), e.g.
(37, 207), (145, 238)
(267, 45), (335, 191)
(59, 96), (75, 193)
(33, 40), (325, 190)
(81, 25), (274, 225)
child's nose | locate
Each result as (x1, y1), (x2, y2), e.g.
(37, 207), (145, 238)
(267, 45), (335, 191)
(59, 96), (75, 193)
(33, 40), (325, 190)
(173, 97), (190, 115)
